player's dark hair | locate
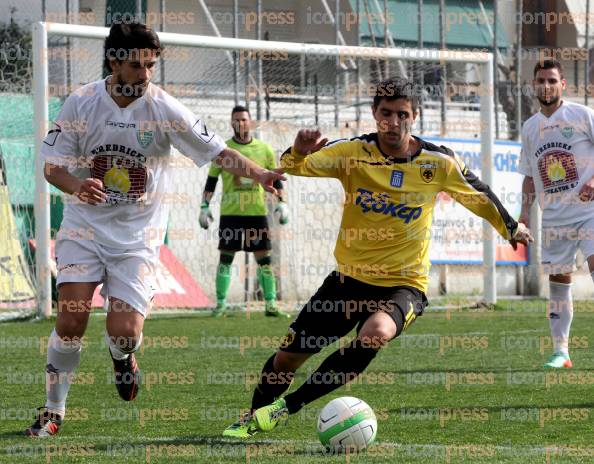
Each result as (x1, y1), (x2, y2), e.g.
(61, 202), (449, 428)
(103, 22), (162, 74)
(373, 78), (419, 112)
(232, 105), (250, 116)
(534, 59), (564, 79)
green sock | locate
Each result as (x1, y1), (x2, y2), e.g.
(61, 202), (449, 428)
(216, 263), (232, 305)
(257, 264), (277, 305)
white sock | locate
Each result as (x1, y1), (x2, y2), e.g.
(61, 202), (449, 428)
(45, 329), (82, 417)
(106, 332), (143, 360)
(548, 281), (573, 356)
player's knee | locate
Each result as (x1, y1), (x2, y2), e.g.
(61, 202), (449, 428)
(55, 317), (87, 339)
(357, 325), (396, 349)
(107, 319), (142, 346)
(273, 351), (307, 373)
(107, 332), (142, 353)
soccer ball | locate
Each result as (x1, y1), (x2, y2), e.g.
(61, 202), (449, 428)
(317, 396), (377, 452)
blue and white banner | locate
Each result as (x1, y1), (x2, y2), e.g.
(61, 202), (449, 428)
(427, 137), (527, 265)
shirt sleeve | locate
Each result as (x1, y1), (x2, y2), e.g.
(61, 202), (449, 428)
(517, 126), (533, 177)
(40, 95), (81, 169)
(280, 139), (348, 180)
(442, 148), (518, 240)
(164, 95), (226, 167)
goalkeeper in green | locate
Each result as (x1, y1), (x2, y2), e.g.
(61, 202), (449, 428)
(199, 106), (290, 318)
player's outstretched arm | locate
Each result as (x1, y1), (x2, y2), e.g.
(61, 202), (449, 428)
(442, 152), (533, 250)
(44, 162), (106, 205)
(214, 148), (286, 195)
(509, 222), (534, 251)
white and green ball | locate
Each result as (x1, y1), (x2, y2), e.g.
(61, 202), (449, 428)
(317, 396), (377, 452)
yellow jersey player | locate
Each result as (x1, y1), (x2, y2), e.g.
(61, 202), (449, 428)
(199, 106), (290, 318)
(222, 78), (533, 438)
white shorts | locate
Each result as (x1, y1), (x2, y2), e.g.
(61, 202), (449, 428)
(55, 239), (159, 317)
(541, 217), (594, 275)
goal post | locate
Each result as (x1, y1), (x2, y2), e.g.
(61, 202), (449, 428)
(32, 22), (496, 319)
(33, 22), (51, 320)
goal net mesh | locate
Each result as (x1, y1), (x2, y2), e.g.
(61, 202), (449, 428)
(9, 22), (489, 318)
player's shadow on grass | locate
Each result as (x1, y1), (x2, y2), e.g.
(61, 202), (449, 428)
(0, 430), (30, 447)
(0, 430), (26, 439)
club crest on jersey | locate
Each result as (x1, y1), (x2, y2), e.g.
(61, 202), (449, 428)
(136, 129), (154, 148)
(560, 126), (573, 139)
(418, 161), (436, 183)
(390, 170), (404, 187)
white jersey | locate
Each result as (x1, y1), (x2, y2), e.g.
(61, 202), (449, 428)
(519, 100), (594, 226)
(41, 78), (226, 249)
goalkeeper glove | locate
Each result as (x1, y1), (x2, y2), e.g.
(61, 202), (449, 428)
(199, 202), (214, 229)
(274, 202), (289, 225)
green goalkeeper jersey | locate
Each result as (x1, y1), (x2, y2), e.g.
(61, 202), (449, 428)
(207, 137), (277, 216)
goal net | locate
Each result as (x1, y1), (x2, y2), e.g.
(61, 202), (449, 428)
(25, 22), (495, 319)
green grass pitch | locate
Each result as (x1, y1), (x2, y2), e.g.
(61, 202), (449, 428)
(1, 300), (594, 463)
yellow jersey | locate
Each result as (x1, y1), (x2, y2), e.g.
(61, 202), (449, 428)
(281, 133), (518, 292)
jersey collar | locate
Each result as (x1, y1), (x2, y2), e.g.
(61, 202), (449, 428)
(538, 99), (565, 120)
(371, 133), (423, 164)
(232, 136), (253, 145)
(101, 76), (150, 112)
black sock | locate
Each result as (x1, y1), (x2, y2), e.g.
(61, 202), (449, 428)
(251, 354), (294, 411)
(283, 343), (378, 414)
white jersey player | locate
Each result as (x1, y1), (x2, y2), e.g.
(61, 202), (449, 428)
(25, 22), (285, 437)
(519, 59), (594, 369)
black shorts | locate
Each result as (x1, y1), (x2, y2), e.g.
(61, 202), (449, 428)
(279, 272), (427, 353)
(218, 215), (271, 252)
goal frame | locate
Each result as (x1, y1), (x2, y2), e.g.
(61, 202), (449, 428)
(32, 21), (496, 318)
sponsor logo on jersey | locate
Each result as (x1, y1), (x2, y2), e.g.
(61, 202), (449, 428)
(355, 188), (422, 224)
(90, 144), (146, 162)
(534, 142), (572, 158)
(45, 363), (59, 374)
(43, 123), (61, 146)
(105, 120), (136, 129)
(193, 119), (214, 143)
(390, 170), (404, 187)
(136, 129), (154, 148)
(537, 150), (579, 194)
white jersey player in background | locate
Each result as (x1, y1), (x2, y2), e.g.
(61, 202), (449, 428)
(25, 22), (285, 436)
(519, 59), (594, 369)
